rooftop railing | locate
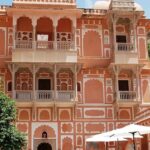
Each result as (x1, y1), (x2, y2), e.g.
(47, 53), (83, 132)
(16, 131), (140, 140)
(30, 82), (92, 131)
(13, 0), (75, 4)
(83, 9), (107, 16)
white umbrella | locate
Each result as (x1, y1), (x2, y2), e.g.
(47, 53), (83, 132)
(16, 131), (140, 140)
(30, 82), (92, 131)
(109, 124), (150, 150)
(86, 136), (127, 142)
(86, 135), (127, 150)
(91, 127), (143, 139)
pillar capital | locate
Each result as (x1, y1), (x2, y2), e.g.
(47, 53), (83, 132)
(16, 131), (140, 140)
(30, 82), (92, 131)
(52, 17), (59, 27)
(32, 17), (38, 27)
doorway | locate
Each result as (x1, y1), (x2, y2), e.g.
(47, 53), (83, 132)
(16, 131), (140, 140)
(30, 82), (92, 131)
(38, 79), (51, 90)
(37, 143), (52, 150)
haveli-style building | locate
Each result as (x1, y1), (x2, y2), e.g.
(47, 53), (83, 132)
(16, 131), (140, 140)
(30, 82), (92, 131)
(0, 0), (150, 149)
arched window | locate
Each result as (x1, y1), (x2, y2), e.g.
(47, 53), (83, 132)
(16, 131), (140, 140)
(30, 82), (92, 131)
(42, 131), (47, 138)
(7, 81), (12, 92)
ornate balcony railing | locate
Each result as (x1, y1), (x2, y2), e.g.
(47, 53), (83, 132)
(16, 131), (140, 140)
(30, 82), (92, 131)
(57, 41), (74, 50)
(116, 43), (134, 52)
(56, 91), (74, 101)
(16, 41), (33, 49)
(15, 90), (32, 101)
(117, 91), (136, 101)
(15, 90), (75, 102)
(36, 41), (54, 49)
(36, 90), (54, 101)
(15, 41), (75, 51)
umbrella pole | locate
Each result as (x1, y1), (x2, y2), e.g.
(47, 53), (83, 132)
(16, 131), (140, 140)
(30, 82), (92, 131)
(130, 132), (136, 150)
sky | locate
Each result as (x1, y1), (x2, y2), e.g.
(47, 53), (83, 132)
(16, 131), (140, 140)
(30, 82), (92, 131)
(0, 0), (150, 18)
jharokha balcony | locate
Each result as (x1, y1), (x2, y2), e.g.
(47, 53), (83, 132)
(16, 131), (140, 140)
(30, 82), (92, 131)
(11, 67), (77, 105)
(12, 16), (77, 63)
(114, 43), (138, 64)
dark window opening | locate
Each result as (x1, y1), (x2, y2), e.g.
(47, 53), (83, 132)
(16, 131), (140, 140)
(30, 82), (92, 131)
(116, 35), (127, 43)
(118, 80), (129, 91)
(42, 131), (48, 138)
(7, 81), (12, 91)
(77, 82), (81, 92)
(38, 79), (51, 90)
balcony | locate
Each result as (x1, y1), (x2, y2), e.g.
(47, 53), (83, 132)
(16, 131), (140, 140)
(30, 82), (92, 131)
(115, 91), (139, 106)
(114, 43), (138, 64)
(12, 41), (77, 63)
(15, 90), (33, 102)
(117, 91), (136, 101)
(15, 90), (75, 103)
(117, 43), (134, 52)
(36, 90), (54, 102)
(56, 91), (74, 101)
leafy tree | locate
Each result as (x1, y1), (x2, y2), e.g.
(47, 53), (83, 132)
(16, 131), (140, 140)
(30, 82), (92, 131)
(0, 92), (26, 150)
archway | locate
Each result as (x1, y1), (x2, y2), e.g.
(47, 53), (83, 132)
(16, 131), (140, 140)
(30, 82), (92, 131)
(37, 143), (52, 150)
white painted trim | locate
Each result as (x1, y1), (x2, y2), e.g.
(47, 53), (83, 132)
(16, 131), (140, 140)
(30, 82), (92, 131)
(138, 36), (147, 59)
(83, 77), (105, 104)
(137, 26), (146, 35)
(83, 108), (105, 118)
(82, 26), (103, 57)
(18, 109), (31, 121)
(38, 108), (51, 121)
(61, 135), (74, 150)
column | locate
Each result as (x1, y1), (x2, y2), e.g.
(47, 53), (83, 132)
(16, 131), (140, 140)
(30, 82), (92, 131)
(72, 18), (77, 51)
(33, 64), (36, 100)
(32, 18), (37, 49)
(13, 25), (16, 49)
(114, 66), (119, 100)
(112, 17), (117, 51)
(54, 26), (57, 49)
(54, 64), (57, 99)
(13, 16), (18, 49)
(12, 64), (15, 99)
(74, 64), (77, 101)
(136, 66), (141, 101)
(53, 18), (58, 50)
(133, 16), (137, 52)
(72, 26), (76, 50)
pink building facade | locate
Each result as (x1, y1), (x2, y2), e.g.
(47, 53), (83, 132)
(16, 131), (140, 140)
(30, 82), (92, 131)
(0, 0), (150, 149)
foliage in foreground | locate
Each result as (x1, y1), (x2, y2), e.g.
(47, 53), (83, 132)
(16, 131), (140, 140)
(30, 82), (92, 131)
(0, 92), (26, 150)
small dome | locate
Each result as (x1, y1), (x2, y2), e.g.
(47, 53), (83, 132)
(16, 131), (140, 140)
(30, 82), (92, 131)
(134, 3), (143, 11)
(93, 0), (110, 10)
